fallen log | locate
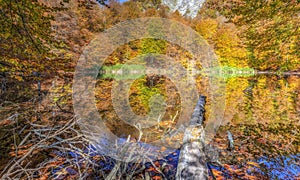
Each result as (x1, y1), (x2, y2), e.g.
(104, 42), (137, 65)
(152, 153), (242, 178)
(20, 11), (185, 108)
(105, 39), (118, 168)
(176, 96), (208, 180)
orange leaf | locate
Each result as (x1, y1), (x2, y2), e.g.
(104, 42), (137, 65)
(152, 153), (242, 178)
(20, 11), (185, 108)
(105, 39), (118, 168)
(212, 169), (222, 176)
(247, 162), (260, 168)
(152, 175), (161, 180)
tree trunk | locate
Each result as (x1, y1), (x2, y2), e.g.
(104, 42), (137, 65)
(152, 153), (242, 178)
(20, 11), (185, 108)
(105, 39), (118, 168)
(176, 96), (208, 180)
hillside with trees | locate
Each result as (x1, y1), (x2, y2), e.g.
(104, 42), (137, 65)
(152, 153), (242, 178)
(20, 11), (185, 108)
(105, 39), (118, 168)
(0, 0), (299, 179)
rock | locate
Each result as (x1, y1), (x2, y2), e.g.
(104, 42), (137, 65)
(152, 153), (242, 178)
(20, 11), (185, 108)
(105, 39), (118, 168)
(162, 0), (206, 18)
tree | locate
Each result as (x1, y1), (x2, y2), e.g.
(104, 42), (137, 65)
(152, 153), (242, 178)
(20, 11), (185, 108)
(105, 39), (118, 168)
(0, 0), (62, 80)
(140, 18), (167, 54)
(133, 0), (162, 10)
(192, 16), (248, 67)
(207, 0), (300, 70)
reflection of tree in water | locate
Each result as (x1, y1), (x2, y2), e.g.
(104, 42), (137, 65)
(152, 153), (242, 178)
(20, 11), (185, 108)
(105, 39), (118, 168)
(96, 75), (182, 143)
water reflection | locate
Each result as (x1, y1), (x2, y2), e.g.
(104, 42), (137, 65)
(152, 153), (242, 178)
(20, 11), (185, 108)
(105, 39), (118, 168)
(95, 74), (299, 146)
(94, 73), (299, 177)
(257, 154), (300, 179)
(223, 75), (299, 125)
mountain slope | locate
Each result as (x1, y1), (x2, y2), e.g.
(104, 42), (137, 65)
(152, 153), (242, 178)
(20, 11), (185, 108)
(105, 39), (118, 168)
(162, 0), (205, 18)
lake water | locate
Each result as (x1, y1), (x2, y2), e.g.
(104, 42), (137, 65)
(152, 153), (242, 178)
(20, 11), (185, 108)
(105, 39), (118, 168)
(93, 72), (299, 178)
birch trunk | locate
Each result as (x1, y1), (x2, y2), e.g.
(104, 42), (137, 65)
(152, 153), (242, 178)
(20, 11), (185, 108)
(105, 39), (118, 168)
(176, 96), (208, 180)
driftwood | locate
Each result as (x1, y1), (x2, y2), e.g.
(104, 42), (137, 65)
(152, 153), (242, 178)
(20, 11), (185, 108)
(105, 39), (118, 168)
(176, 96), (208, 180)
(227, 130), (234, 151)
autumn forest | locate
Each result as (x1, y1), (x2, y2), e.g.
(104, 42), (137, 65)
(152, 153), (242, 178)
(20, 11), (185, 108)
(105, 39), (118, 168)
(0, 0), (299, 179)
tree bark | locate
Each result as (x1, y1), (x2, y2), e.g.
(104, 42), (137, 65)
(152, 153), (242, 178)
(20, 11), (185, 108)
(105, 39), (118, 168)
(176, 96), (208, 180)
